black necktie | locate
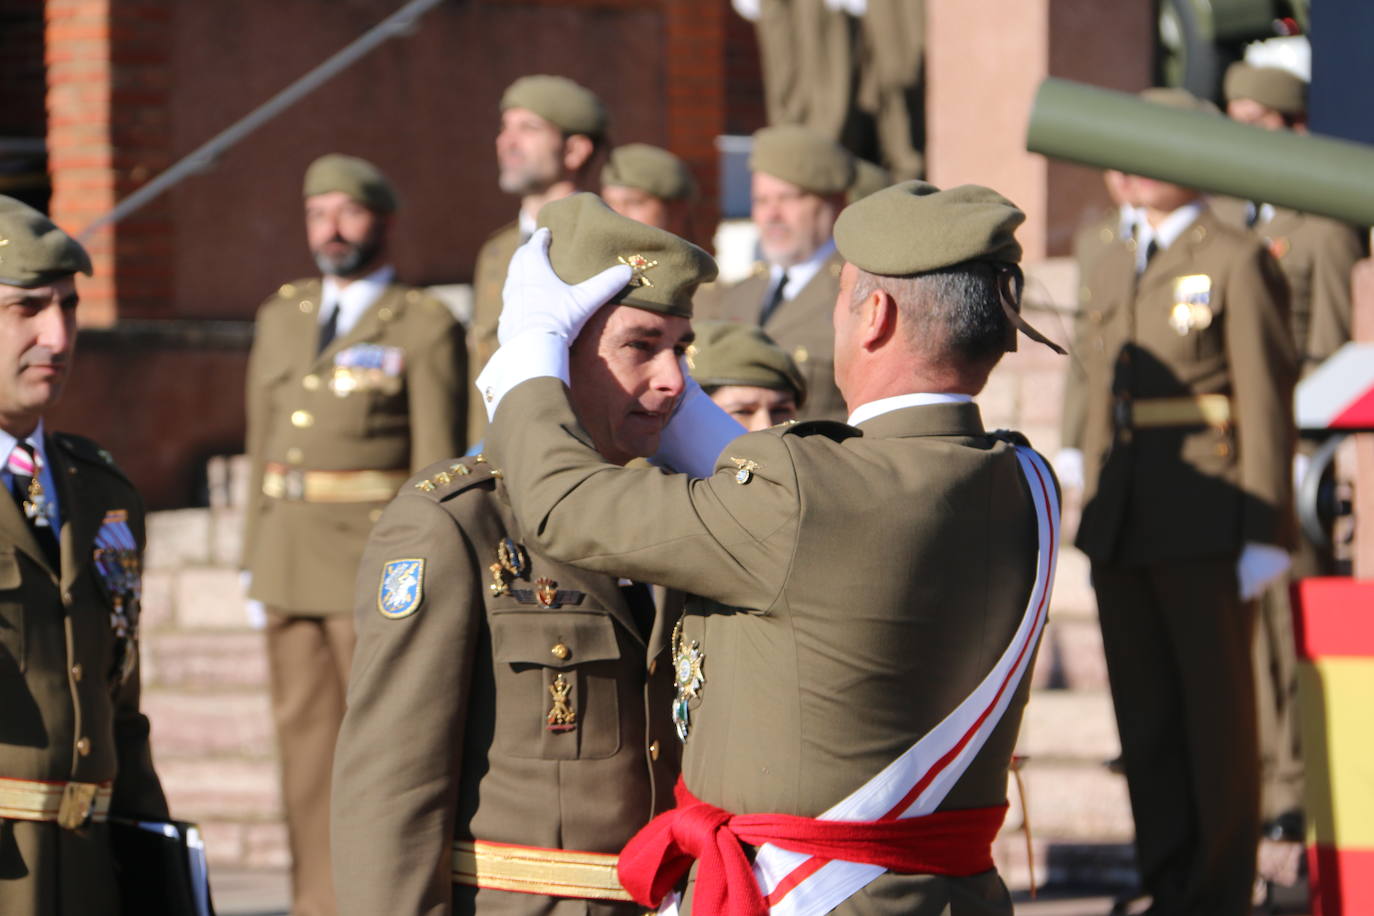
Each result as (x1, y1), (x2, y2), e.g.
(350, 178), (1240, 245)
(9, 443), (59, 568)
(317, 303), (339, 354)
(1144, 238), (1160, 267)
(759, 271), (789, 325)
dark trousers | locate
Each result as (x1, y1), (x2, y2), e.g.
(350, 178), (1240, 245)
(1093, 557), (1259, 916)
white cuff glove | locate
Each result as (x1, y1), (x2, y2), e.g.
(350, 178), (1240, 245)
(1237, 542), (1291, 601)
(496, 227), (631, 346)
(474, 332), (573, 421)
(650, 374), (746, 478)
(1053, 448), (1085, 491)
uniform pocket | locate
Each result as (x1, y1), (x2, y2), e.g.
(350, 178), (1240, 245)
(490, 611), (623, 760)
(0, 549), (23, 670)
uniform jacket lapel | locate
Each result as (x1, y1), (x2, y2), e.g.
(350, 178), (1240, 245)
(763, 251), (843, 339)
(577, 570), (648, 649)
(0, 474), (54, 579)
(51, 438), (101, 592)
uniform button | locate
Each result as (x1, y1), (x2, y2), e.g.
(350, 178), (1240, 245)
(551, 643), (570, 661)
(285, 447), (304, 465)
(71, 663), (83, 682)
(649, 741), (660, 761)
(61, 591), (73, 607)
(378, 306), (395, 321)
(792, 345), (809, 364)
(1216, 441), (1231, 457)
(302, 374), (321, 391)
(298, 299), (314, 314)
(76, 737), (91, 756)
(290, 410), (314, 428)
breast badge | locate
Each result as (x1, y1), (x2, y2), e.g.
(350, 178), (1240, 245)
(93, 509), (141, 685)
(330, 344), (405, 397)
(671, 618), (705, 742)
(488, 537), (528, 597)
(547, 673), (577, 732)
(378, 558), (425, 619)
(729, 456), (761, 485)
(1169, 275), (1213, 336)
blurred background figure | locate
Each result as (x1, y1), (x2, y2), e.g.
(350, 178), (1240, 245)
(600, 142), (697, 237)
(688, 320), (805, 430)
(846, 157), (892, 204)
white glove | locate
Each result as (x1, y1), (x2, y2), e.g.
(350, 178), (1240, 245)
(730, 0), (760, 21)
(1237, 542), (1291, 601)
(650, 372), (746, 478)
(1053, 448), (1085, 491)
(1292, 451), (1311, 494)
(496, 227), (631, 346)
(240, 570), (267, 631)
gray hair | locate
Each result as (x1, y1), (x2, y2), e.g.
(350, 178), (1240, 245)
(851, 262), (1013, 369)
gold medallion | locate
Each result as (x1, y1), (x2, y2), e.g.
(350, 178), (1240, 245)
(536, 577), (559, 608)
(547, 674), (576, 731)
(729, 456), (761, 485)
(618, 253), (660, 287)
(671, 617), (705, 742)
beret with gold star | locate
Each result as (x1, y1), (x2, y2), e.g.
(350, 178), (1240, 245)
(303, 153), (398, 213)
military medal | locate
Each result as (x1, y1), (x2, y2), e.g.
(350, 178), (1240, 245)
(92, 510), (142, 684)
(489, 537), (528, 597)
(729, 456), (760, 485)
(1169, 275), (1213, 336)
(670, 617), (704, 742)
(535, 577), (559, 608)
(547, 673), (576, 731)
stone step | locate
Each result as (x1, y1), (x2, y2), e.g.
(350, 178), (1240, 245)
(142, 566), (253, 631)
(144, 507), (243, 572)
(143, 690), (275, 759)
(994, 837), (1137, 894)
(141, 631), (268, 688)
(156, 757), (281, 821)
(1004, 760), (1134, 843)
(1017, 691), (1119, 762)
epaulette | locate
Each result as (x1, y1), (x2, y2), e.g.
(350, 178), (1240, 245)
(409, 454), (502, 501)
(270, 278), (320, 303)
(987, 428), (1031, 448)
(53, 433), (133, 483)
(775, 418), (862, 442)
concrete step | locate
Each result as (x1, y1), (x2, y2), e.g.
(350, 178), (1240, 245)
(143, 690), (275, 759)
(141, 631), (268, 688)
(1017, 691), (1119, 762)
(1004, 760), (1133, 843)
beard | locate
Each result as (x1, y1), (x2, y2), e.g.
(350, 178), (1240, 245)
(313, 230), (385, 277)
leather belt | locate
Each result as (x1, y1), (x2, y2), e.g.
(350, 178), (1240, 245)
(0, 778), (113, 829)
(1115, 393), (1232, 430)
(262, 464), (407, 503)
(451, 839), (632, 902)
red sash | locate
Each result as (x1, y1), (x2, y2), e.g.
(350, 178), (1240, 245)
(617, 778), (1008, 916)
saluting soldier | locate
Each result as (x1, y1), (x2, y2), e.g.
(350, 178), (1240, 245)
(1074, 89), (1297, 916)
(242, 154), (466, 916)
(600, 143), (696, 237)
(468, 75), (608, 445)
(696, 125), (855, 422)
(687, 320), (804, 431)
(331, 194), (710, 914)
(0, 197), (168, 914)
(477, 181), (1063, 914)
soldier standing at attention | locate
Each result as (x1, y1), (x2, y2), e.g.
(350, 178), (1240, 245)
(468, 75), (608, 445)
(600, 143), (696, 237)
(696, 125), (855, 422)
(687, 320), (805, 431)
(1073, 89), (1297, 916)
(331, 194), (709, 915)
(0, 197), (169, 914)
(477, 180), (1063, 915)
(242, 154), (466, 916)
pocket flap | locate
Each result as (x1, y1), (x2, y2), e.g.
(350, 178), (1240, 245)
(491, 612), (621, 668)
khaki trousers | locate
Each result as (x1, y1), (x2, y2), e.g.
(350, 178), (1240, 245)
(1093, 557), (1259, 916)
(266, 611), (356, 916)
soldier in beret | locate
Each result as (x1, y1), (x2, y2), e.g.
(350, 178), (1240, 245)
(468, 75), (609, 445)
(1075, 89), (1298, 916)
(242, 154), (466, 916)
(600, 143), (696, 237)
(0, 197), (169, 914)
(331, 194), (708, 914)
(696, 125), (855, 422)
(688, 320), (804, 430)
(478, 180), (1063, 914)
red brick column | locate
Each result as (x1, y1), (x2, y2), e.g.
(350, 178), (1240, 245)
(45, 0), (172, 326)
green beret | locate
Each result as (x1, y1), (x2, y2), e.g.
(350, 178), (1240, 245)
(1224, 62), (1306, 117)
(502, 75), (608, 139)
(538, 193), (717, 319)
(689, 321), (806, 406)
(749, 125), (855, 195)
(1138, 86), (1221, 116)
(303, 154), (398, 213)
(847, 158), (892, 205)
(834, 180), (1024, 276)
(601, 144), (696, 201)
(0, 196), (92, 288)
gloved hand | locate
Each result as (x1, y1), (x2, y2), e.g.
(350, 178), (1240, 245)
(650, 371), (746, 478)
(240, 570), (267, 631)
(1053, 448), (1085, 491)
(1237, 542), (1291, 601)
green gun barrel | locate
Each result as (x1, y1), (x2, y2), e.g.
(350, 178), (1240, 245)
(1026, 77), (1374, 227)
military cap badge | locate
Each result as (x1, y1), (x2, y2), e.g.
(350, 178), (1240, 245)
(618, 253), (659, 288)
(378, 558), (425, 619)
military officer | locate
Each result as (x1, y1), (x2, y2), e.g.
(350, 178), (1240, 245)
(477, 181), (1062, 914)
(695, 124), (855, 422)
(600, 143), (696, 237)
(468, 75), (608, 445)
(331, 193), (709, 915)
(0, 196), (168, 914)
(1074, 89), (1297, 916)
(242, 154), (466, 916)
(688, 320), (804, 431)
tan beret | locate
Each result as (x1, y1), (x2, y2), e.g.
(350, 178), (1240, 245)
(538, 193), (716, 319)
(750, 125), (855, 195)
(847, 158), (893, 205)
(1224, 62), (1306, 117)
(689, 321), (806, 406)
(0, 196), (92, 288)
(303, 154), (398, 213)
(834, 180), (1024, 276)
(1138, 86), (1221, 116)
(502, 75), (608, 139)
(601, 144), (696, 201)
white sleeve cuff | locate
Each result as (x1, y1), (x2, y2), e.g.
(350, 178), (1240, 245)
(651, 380), (745, 478)
(474, 331), (571, 421)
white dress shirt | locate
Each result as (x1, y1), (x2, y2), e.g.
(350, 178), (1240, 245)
(320, 264), (395, 340)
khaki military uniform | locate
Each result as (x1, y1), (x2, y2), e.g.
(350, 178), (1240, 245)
(332, 457), (680, 916)
(1061, 209), (1131, 454)
(490, 378), (1050, 914)
(244, 276), (466, 916)
(0, 433), (168, 916)
(467, 221), (523, 445)
(1074, 207), (1296, 915)
(695, 252), (847, 422)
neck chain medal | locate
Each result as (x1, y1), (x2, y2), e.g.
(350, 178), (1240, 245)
(670, 616), (704, 742)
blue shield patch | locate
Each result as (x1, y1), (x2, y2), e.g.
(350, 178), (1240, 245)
(378, 558), (425, 619)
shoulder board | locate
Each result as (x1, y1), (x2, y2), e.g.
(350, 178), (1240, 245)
(394, 285), (455, 320)
(267, 277), (320, 304)
(53, 433), (133, 482)
(408, 455), (502, 501)
(987, 428), (1031, 448)
(749, 261), (768, 277)
(774, 419), (862, 441)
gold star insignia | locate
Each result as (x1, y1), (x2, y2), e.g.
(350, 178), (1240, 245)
(618, 253), (659, 288)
